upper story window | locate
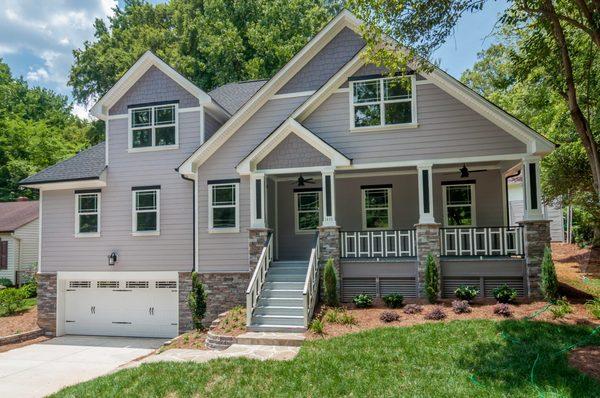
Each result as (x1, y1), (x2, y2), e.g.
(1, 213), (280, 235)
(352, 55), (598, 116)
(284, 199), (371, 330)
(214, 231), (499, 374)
(75, 191), (100, 237)
(129, 103), (178, 152)
(294, 191), (321, 233)
(443, 184), (475, 227)
(350, 76), (416, 131)
(362, 187), (392, 230)
(132, 187), (160, 235)
(208, 182), (239, 233)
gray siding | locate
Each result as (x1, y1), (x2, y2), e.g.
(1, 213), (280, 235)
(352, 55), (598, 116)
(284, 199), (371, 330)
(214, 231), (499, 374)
(257, 133), (330, 170)
(110, 66), (199, 115)
(277, 27), (364, 94)
(303, 87), (527, 164)
(204, 112), (222, 141)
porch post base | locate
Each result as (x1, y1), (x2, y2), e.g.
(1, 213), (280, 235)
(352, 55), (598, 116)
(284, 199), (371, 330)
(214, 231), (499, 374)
(518, 219), (551, 299)
(318, 225), (341, 298)
(248, 228), (272, 272)
(415, 223), (441, 299)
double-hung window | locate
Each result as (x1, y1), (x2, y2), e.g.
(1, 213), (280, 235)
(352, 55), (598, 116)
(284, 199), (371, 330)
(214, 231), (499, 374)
(129, 103), (178, 151)
(443, 184), (475, 227)
(294, 191), (321, 233)
(351, 76), (416, 130)
(209, 183), (239, 232)
(75, 192), (100, 236)
(362, 187), (392, 230)
(132, 188), (160, 235)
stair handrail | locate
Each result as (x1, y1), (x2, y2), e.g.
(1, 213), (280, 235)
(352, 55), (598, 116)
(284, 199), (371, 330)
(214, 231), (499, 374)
(302, 233), (320, 328)
(245, 232), (273, 326)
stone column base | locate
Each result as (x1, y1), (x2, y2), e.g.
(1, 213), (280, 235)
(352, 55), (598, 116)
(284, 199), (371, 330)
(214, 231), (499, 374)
(415, 223), (441, 299)
(37, 273), (57, 336)
(519, 219), (551, 299)
(318, 225), (341, 299)
(199, 272), (251, 327)
(248, 228), (272, 272)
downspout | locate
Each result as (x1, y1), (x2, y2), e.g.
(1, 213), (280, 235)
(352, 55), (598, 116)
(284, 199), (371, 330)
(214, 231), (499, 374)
(181, 174), (196, 272)
(505, 169), (521, 226)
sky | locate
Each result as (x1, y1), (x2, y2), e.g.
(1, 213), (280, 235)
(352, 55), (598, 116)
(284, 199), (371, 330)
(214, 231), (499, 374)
(0, 0), (508, 119)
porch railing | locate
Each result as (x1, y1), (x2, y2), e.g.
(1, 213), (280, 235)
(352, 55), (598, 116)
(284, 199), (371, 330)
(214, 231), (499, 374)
(440, 226), (524, 257)
(341, 230), (417, 258)
(245, 233), (273, 326)
(302, 233), (320, 328)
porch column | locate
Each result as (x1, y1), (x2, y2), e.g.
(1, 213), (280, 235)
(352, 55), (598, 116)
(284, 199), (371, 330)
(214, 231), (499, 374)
(417, 163), (435, 224)
(250, 173), (266, 228)
(521, 157), (543, 221)
(519, 219), (551, 298)
(322, 168), (337, 227)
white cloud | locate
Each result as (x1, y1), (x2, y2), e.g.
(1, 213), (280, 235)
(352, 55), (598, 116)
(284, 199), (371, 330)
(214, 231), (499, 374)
(72, 103), (93, 121)
(26, 67), (49, 82)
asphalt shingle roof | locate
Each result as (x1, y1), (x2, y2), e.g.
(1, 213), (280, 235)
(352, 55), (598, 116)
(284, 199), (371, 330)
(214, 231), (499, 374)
(208, 79), (268, 115)
(20, 142), (106, 185)
(0, 201), (39, 232)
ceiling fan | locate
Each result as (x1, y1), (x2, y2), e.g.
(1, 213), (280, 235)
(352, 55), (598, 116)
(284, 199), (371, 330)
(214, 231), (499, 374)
(294, 174), (315, 186)
(444, 164), (488, 178)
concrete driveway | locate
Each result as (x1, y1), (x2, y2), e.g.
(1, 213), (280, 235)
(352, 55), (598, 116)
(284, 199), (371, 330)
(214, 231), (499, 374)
(0, 335), (166, 398)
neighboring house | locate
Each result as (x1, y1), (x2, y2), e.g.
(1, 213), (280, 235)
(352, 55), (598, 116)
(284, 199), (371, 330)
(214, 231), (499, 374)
(507, 176), (564, 242)
(0, 199), (39, 285)
(21, 10), (556, 338)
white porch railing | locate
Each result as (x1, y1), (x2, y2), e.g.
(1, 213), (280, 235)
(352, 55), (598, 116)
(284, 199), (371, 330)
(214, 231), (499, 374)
(341, 230), (417, 258)
(440, 226), (524, 257)
(245, 233), (273, 326)
(302, 234), (320, 328)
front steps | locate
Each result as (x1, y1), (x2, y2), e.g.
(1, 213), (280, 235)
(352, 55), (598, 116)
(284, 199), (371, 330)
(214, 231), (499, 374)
(249, 261), (308, 332)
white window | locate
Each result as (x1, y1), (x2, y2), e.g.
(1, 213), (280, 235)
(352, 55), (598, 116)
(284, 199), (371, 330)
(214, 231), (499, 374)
(75, 192), (100, 237)
(362, 188), (392, 230)
(350, 76), (416, 131)
(209, 183), (239, 233)
(443, 184), (476, 227)
(294, 191), (321, 234)
(129, 103), (178, 151)
(132, 189), (160, 235)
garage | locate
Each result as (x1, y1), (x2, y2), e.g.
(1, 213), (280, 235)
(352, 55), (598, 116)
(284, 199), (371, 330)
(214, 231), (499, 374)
(58, 272), (179, 338)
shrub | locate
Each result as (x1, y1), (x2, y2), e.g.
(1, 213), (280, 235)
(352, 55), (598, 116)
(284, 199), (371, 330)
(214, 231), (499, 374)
(403, 304), (423, 314)
(339, 312), (358, 325)
(0, 288), (28, 316)
(585, 298), (600, 319)
(323, 307), (342, 323)
(187, 272), (207, 329)
(380, 311), (400, 323)
(382, 293), (404, 308)
(323, 258), (339, 307)
(0, 278), (13, 288)
(540, 246), (559, 302)
(493, 303), (513, 317)
(452, 300), (472, 314)
(493, 284), (518, 304)
(550, 298), (573, 319)
(353, 294), (373, 308)
(309, 319), (324, 334)
(454, 285), (479, 302)
(425, 254), (439, 303)
(22, 280), (37, 298)
(424, 306), (447, 320)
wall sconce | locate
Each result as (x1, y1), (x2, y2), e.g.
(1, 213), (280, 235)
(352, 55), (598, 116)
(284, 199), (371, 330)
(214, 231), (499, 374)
(108, 252), (118, 266)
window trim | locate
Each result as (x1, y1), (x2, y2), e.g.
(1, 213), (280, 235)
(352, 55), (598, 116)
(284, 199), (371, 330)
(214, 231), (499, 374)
(208, 182), (240, 233)
(294, 191), (322, 234)
(349, 75), (417, 132)
(442, 184), (476, 227)
(131, 189), (160, 236)
(74, 192), (101, 238)
(361, 187), (393, 230)
(128, 103), (179, 152)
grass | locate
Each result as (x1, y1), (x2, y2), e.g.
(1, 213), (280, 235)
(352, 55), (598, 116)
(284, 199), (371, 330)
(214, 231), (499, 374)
(52, 320), (600, 397)
(0, 297), (36, 317)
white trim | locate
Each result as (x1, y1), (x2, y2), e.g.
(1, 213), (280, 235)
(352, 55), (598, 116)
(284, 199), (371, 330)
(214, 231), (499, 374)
(105, 121), (109, 166)
(132, 189), (160, 235)
(350, 122), (419, 133)
(194, 175), (199, 271)
(270, 90), (316, 100)
(294, 191), (322, 234)
(415, 79), (433, 85)
(321, 169), (337, 226)
(361, 187), (393, 230)
(208, 182), (240, 233)
(257, 166), (328, 176)
(107, 114), (128, 120)
(442, 184), (476, 227)
(38, 191), (42, 273)
(74, 192), (101, 238)
(24, 171), (108, 191)
(417, 164), (435, 224)
(522, 157), (543, 220)
(200, 106), (205, 144)
(250, 173), (266, 228)
(128, 103), (179, 152)
(179, 106), (203, 113)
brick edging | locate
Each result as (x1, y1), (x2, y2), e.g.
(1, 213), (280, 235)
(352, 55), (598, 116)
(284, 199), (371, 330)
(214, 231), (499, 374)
(0, 328), (44, 346)
(205, 331), (236, 350)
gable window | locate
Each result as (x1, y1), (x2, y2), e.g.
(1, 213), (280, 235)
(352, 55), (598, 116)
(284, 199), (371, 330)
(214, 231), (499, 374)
(362, 187), (392, 230)
(294, 191), (321, 233)
(75, 192), (100, 237)
(129, 103), (178, 151)
(443, 184), (475, 227)
(132, 188), (160, 235)
(351, 76), (416, 131)
(209, 183), (239, 233)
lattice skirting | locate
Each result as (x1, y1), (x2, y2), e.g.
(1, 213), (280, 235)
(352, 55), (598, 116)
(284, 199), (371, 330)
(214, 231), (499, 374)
(341, 277), (417, 302)
(442, 276), (526, 298)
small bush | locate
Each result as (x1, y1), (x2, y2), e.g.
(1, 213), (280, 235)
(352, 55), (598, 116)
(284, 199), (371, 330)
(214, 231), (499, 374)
(380, 311), (400, 323)
(541, 246), (559, 301)
(353, 294), (373, 308)
(425, 306), (447, 320)
(187, 272), (207, 329)
(382, 293), (404, 308)
(493, 303), (513, 317)
(493, 284), (518, 304)
(339, 312), (358, 325)
(323, 307), (342, 323)
(452, 300), (472, 314)
(454, 285), (479, 302)
(323, 258), (339, 307)
(22, 280), (37, 298)
(550, 298), (573, 319)
(425, 254), (439, 303)
(309, 319), (324, 334)
(403, 304), (423, 314)
(0, 278), (13, 288)
(0, 288), (28, 316)
(585, 298), (600, 319)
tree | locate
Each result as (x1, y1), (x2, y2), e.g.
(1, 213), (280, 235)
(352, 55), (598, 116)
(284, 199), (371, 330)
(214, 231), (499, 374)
(69, 0), (336, 104)
(188, 272), (207, 329)
(323, 258), (339, 307)
(424, 254), (439, 303)
(541, 246), (559, 301)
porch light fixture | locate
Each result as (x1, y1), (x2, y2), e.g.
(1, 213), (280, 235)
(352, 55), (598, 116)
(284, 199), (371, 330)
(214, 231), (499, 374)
(108, 252), (118, 266)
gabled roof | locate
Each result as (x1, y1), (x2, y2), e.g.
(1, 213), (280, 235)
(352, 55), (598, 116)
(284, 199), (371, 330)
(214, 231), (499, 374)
(0, 201), (38, 233)
(209, 80), (268, 115)
(236, 118), (351, 174)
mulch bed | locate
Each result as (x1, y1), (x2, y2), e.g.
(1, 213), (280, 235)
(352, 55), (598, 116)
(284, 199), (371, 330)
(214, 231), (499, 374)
(569, 346), (600, 381)
(0, 307), (38, 337)
(162, 330), (208, 351)
(211, 306), (247, 337)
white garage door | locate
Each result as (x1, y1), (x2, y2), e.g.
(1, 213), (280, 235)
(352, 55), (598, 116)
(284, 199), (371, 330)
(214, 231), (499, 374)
(63, 277), (179, 338)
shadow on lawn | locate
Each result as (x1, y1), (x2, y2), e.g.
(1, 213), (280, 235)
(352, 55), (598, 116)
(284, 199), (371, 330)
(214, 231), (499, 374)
(458, 320), (600, 396)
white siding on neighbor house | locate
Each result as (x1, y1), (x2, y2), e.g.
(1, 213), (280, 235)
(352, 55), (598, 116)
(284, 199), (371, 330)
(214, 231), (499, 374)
(508, 183), (564, 241)
(14, 219), (38, 270)
(0, 234), (16, 283)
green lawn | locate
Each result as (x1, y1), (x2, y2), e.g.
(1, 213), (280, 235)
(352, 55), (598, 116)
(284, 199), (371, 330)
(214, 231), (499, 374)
(0, 297), (36, 317)
(53, 320), (600, 397)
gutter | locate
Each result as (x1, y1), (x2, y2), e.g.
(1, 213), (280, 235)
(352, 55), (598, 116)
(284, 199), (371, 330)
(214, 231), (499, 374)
(180, 174), (196, 272)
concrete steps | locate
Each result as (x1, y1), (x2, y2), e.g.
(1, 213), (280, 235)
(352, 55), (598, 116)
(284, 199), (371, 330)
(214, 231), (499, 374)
(235, 332), (305, 347)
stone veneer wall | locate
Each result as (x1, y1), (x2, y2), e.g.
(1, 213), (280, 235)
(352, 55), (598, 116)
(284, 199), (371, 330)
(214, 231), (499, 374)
(199, 272), (250, 326)
(37, 273), (57, 336)
(248, 228), (271, 272)
(520, 220), (551, 299)
(178, 272), (193, 333)
(415, 223), (441, 299)
(318, 226), (341, 298)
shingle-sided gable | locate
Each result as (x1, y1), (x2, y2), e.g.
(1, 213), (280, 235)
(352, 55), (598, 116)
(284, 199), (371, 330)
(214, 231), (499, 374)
(257, 133), (331, 170)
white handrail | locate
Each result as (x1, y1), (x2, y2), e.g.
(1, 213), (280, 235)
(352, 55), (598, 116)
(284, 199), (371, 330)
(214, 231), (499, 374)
(245, 234), (272, 326)
(302, 234), (320, 327)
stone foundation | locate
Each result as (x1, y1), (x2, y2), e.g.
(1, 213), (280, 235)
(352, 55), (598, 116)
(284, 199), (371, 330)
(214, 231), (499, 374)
(36, 273), (57, 336)
(199, 272), (250, 326)
(248, 228), (271, 272)
(520, 220), (551, 298)
(415, 223), (441, 299)
(178, 272), (194, 333)
(318, 226), (341, 299)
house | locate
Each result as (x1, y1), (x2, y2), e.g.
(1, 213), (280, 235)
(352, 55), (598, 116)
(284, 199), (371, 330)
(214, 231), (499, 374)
(0, 199), (39, 285)
(21, 10), (555, 338)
